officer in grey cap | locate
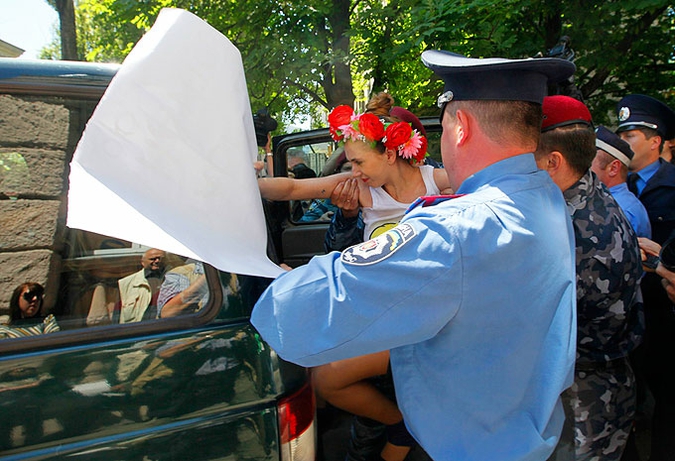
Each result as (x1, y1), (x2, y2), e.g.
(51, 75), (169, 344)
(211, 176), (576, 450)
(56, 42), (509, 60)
(616, 94), (675, 461)
(253, 52), (577, 461)
(592, 126), (651, 238)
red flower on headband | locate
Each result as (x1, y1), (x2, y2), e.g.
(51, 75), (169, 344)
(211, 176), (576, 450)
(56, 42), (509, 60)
(358, 113), (386, 142)
(417, 136), (428, 162)
(383, 122), (413, 149)
(327, 106), (427, 164)
(328, 105), (354, 141)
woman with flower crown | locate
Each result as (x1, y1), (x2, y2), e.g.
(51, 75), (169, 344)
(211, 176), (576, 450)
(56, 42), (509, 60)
(258, 93), (451, 461)
(258, 93), (452, 239)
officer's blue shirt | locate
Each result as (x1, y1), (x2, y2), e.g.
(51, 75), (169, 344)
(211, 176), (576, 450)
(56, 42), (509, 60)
(630, 160), (660, 196)
(609, 182), (652, 239)
(252, 154), (577, 461)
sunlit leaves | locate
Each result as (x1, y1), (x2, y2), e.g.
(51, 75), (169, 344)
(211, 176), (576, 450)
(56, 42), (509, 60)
(58, 0), (675, 127)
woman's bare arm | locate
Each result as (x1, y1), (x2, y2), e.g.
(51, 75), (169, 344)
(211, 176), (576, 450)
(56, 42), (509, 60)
(433, 167), (454, 194)
(258, 172), (351, 201)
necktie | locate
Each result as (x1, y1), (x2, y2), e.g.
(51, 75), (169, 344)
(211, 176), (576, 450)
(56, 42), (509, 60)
(627, 173), (639, 195)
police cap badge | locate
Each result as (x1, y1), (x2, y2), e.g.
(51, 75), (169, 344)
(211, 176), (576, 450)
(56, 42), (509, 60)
(421, 50), (576, 106)
(616, 94), (675, 140)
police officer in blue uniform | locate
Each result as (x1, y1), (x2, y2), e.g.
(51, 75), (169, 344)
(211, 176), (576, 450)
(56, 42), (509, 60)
(616, 94), (675, 461)
(592, 126), (652, 239)
(252, 52), (578, 461)
(617, 95), (675, 244)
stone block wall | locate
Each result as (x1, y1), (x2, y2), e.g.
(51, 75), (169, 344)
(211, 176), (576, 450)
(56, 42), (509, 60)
(0, 94), (73, 313)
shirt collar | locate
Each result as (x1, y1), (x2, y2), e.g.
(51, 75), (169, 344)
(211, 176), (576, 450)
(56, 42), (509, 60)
(456, 153), (538, 194)
(633, 159), (660, 184)
(609, 182), (629, 194)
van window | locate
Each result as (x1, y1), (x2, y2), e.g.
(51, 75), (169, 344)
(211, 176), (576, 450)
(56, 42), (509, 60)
(0, 92), (219, 345)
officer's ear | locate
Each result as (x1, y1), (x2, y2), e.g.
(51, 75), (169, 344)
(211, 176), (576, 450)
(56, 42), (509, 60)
(652, 135), (665, 154)
(541, 150), (563, 174)
(454, 108), (473, 146)
(607, 159), (622, 178)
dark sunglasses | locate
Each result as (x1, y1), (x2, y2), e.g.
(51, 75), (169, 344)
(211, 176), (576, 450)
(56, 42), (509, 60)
(22, 290), (43, 302)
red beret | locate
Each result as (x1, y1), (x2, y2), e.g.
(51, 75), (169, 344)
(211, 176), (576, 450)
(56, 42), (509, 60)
(541, 95), (592, 132)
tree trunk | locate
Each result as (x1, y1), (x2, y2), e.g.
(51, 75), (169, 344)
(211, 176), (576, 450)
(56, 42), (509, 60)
(55, 0), (78, 60)
(323, 0), (355, 108)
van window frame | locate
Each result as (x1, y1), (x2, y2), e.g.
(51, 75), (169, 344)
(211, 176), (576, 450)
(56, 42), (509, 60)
(0, 65), (229, 354)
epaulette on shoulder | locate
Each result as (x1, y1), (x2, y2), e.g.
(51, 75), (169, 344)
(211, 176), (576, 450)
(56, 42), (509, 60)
(406, 194), (467, 214)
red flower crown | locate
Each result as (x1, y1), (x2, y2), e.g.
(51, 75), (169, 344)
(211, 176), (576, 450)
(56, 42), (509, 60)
(328, 105), (428, 163)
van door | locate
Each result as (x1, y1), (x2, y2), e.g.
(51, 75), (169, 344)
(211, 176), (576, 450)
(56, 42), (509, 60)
(0, 64), (314, 460)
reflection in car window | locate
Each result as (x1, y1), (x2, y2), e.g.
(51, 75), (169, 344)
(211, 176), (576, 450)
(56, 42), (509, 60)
(287, 141), (341, 223)
(0, 91), (218, 342)
(0, 152), (30, 199)
(60, 230), (210, 328)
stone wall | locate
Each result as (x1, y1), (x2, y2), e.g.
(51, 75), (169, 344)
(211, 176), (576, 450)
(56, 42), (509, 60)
(0, 94), (72, 313)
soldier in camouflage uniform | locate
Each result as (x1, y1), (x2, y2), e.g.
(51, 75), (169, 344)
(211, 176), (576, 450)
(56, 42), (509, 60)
(535, 96), (643, 461)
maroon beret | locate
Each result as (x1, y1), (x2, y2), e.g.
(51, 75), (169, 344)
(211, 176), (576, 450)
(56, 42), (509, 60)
(541, 95), (592, 132)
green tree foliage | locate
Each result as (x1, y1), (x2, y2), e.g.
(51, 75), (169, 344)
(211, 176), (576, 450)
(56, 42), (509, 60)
(396, 0), (675, 123)
(46, 0), (674, 127)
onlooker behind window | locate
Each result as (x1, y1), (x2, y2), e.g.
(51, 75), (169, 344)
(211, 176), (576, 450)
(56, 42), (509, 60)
(157, 259), (209, 318)
(118, 248), (166, 323)
(1, 282), (60, 339)
(9, 282), (45, 326)
(86, 248), (168, 326)
(287, 149), (317, 179)
(85, 282), (120, 327)
(287, 149), (318, 221)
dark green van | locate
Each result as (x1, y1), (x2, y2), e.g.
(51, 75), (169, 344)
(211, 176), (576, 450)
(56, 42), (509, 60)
(0, 57), (444, 460)
(0, 57), (318, 461)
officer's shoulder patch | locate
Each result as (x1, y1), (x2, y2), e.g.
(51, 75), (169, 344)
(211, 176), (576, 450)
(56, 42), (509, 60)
(341, 223), (417, 266)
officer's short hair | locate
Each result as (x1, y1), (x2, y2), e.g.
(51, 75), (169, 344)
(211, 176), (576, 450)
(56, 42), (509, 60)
(444, 100), (542, 148)
(594, 149), (629, 180)
(538, 124), (596, 175)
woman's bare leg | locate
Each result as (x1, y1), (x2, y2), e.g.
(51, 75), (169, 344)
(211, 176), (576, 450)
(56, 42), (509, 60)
(312, 351), (412, 461)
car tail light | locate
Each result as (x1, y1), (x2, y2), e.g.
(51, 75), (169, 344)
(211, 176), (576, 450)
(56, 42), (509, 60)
(278, 381), (317, 461)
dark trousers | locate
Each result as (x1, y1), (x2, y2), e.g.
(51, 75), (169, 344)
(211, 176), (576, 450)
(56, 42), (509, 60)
(623, 274), (675, 461)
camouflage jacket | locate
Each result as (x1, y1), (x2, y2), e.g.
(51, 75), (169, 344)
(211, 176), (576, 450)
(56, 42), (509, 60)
(565, 170), (643, 363)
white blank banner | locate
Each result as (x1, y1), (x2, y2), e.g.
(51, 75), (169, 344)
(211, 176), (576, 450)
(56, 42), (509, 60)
(67, 8), (283, 278)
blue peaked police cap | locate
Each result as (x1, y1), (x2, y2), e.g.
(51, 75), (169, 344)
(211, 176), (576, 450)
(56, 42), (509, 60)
(421, 50), (576, 106)
(616, 94), (675, 140)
